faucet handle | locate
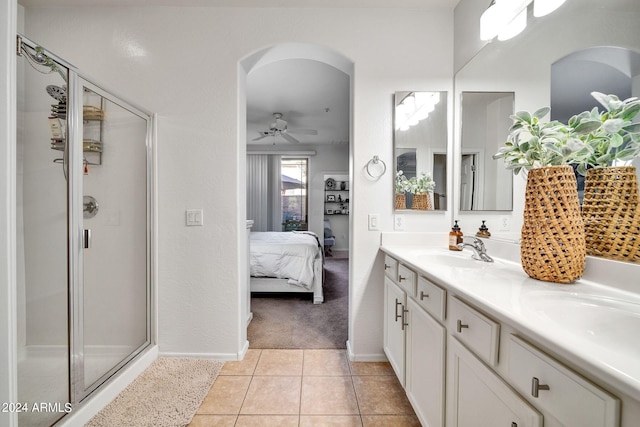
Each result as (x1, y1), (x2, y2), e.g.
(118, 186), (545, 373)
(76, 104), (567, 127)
(463, 235), (484, 249)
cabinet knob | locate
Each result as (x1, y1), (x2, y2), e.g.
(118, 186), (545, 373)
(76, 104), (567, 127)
(419, 291), (429, 300)
(511, 423), (518, 427)
(398, 275), (406, 282)
(531, 377), (550, 398)
(384, 264), (390, 270)
(456, 319), (469, 333)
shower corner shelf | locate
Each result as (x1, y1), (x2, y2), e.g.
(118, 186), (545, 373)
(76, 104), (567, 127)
(50, 100), (106, 166)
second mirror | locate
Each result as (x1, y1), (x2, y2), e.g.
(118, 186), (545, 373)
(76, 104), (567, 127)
(394, 91), (448, 211)
(459, 91), (514, 211)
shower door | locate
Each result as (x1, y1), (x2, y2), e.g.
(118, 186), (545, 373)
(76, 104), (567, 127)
(16, 39), (71, 427)
(71, 78), (152, 401)
(17, 35), (153, 419)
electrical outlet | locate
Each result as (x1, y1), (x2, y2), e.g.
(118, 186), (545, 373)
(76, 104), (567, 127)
(186, 209), (204, 226)
(499, 215), (510, 231)
(394, 214), (405, 231)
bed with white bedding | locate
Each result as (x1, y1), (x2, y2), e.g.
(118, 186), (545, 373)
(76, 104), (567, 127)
(250, 231), (324, 304)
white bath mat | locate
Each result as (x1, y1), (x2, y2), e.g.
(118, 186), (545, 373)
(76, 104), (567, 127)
(85, 357), (223, 427)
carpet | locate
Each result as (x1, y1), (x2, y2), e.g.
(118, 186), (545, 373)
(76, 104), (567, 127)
(247, 257), (349, 349)
(85, 357), (223, 427)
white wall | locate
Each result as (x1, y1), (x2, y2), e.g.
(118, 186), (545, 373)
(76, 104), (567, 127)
(19, 5), (454, 361)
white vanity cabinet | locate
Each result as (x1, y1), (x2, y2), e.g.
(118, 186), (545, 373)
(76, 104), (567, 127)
(448, 336), (543, 427)
(384, 276), (407, 385)
(383, 256), (447, 426)
(506, 335), (620, 427)
(380, 248), (627, 427)
(406, 297), (446, 427)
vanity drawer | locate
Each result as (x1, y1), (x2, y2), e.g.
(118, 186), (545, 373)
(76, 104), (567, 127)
(416, 276), (446, 322)
(507, 335), (619, 427)
(449, 296), (500, 366)
(397, 263), (417, 295)
(383, 255), (398, 281)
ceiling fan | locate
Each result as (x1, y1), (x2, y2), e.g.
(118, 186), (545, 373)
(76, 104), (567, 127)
(252, 112), (318, 144)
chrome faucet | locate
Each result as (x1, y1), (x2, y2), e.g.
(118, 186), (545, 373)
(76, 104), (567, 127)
(457, 236), (494, 262)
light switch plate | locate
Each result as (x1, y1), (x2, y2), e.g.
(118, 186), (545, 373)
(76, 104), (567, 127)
(186, 209), (204, 226)
(368, 213), (380, 231)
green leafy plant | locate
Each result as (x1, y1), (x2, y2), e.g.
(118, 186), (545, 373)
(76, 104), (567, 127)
(409, 172), (436, 194)
(493, 107), (599, 175)
(569, 92), (640, 175)
(395, 170), (411, 194)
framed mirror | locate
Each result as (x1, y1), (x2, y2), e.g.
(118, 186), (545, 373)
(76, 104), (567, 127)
(460, 92), (514, 211)
(394, 91), (448, 211)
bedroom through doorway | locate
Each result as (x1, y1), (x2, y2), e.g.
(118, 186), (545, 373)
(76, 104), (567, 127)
(243, 44), (352, 349)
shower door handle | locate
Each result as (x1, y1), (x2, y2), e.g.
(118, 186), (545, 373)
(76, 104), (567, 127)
(83, 229), (92, 249)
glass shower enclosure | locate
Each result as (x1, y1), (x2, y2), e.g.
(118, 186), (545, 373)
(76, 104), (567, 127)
(16, 35), (153, 426)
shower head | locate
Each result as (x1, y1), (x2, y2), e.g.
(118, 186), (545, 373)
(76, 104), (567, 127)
(46, 85), (67, 101)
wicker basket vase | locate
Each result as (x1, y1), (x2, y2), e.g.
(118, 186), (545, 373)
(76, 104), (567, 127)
(582, 166), (640, 262)
(412, 193), (432, 210)
(521, 166), (586, 283)
(395, 193), (406, 210)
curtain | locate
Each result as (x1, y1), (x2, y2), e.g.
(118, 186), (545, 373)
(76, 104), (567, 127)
(246, 155), (283, 231)
(246, 154), (270, 232)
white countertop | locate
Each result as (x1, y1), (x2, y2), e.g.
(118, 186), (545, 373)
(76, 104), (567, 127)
(380, 242), (640, 402)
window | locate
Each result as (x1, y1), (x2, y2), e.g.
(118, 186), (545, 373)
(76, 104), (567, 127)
(281, 158), (308, 231)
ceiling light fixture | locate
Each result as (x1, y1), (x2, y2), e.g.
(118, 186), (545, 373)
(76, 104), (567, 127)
(480, 0), (565, 42)
(497, 7), (527, 41)
(395, 92), (441, 131)
(533, 0), (566, 17)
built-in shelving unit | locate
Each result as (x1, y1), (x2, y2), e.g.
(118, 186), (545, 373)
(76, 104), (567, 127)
(325, 178), (349, 215)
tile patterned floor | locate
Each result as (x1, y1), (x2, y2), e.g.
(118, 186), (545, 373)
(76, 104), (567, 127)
(188, 349), (420, 427)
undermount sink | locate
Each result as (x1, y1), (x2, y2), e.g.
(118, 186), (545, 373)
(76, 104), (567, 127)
(524, 291), (640, 355)
(415, 251), (490, 269)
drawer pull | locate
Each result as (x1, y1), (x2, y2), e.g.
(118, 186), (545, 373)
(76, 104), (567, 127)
(399, 275), (406, 282)
(511, 423), (518, 427)
(401, 308), (409, 330)
(384, 264), (390, 270)
(531, 377), (550, 398)
(419, 291), (429, 300)
(395, 299), (403, 322)
(456, 319), (469, 333)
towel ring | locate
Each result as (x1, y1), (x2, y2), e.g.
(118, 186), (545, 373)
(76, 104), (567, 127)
(366, 155), (387, 179)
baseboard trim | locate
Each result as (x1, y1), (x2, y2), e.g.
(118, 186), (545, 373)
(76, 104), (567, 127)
(159, 350), (241, 362)
(346, 340), (387, 362)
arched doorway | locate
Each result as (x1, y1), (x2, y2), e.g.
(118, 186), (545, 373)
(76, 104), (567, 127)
(551, 46), (640, 193)
(239, 43), (354, 348)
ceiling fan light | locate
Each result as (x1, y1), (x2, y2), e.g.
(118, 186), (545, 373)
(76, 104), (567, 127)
(497, 8), (527, 41)
(533, 0), (565, 17)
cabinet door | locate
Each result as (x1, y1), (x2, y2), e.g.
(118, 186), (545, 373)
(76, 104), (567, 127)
(447, 337), (543, 427)
(406, 298), (445, 427)
(384, 277), (406, 386)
